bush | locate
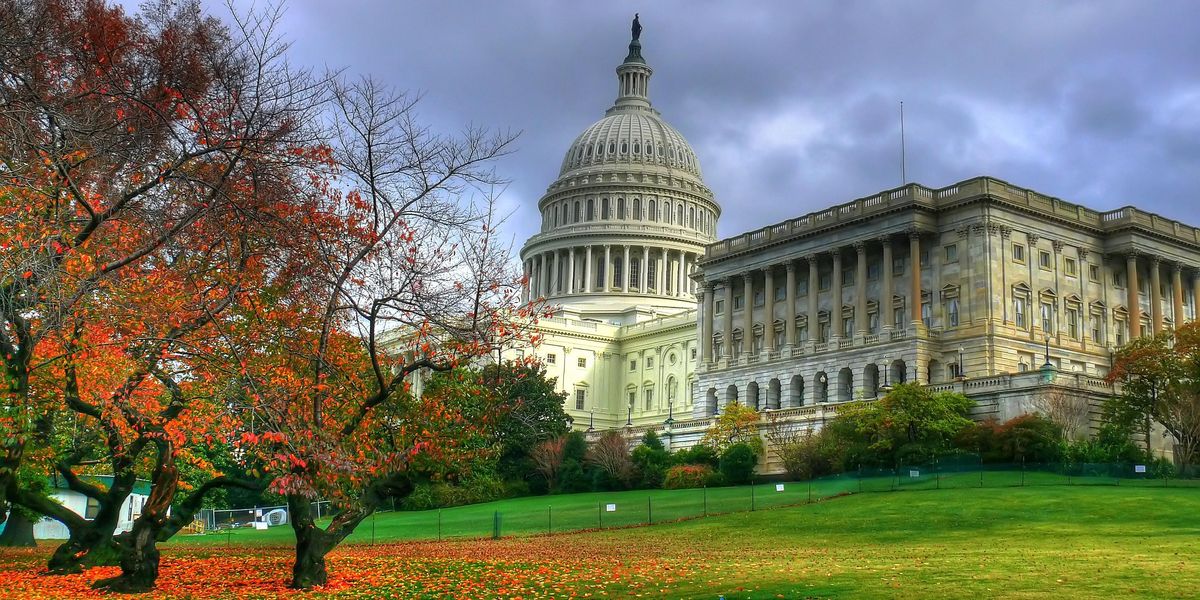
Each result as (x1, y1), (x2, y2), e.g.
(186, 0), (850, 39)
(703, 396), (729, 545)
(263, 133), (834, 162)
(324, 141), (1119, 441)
(671, 444), (719, 468)
(994, 414), (1064, 464)
(719, 442), (758, 485)
(663, 464), (715, 489)
(631, 431), (671, 489)
(400, 472), (507, 510)
(774, 428), (838, 480)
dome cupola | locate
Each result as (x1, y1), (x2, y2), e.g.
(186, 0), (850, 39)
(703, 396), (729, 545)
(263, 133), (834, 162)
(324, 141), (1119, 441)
(520, 15), (721, 323)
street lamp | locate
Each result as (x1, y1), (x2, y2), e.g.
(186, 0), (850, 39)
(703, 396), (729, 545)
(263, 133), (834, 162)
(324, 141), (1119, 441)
(881, 357), (892, 393)
(626, 405), (632, 427)
(587, 409), (595, 432)
(1043, 336), (1052, 369)
(958, 346), (966, 380)
(665, 399), (674, 425)
(818, 372), (828, 403)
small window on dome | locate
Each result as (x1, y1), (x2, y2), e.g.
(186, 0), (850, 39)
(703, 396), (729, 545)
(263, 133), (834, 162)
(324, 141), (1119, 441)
(621, 142), (628, 153)
(633, 142), (640, 154)
(608, 142), (616, 154)
(586, 145), (592, 157)
(658, 144), (664, 156)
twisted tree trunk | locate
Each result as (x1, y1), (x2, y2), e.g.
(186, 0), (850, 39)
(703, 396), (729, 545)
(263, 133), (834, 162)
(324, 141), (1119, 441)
(0, 509), (36, 547)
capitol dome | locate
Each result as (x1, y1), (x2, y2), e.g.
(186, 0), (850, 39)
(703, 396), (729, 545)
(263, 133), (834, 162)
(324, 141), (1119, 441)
(520, 26), (721, 323)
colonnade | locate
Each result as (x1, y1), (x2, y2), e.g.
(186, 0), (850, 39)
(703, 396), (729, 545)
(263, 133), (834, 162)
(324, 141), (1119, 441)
(699, 232), (923, 363)
(1124, 253), (1200, 337)
(523, 244), (701, 301)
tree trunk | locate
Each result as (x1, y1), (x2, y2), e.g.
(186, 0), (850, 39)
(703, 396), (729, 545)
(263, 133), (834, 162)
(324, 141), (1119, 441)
(0, 509), (36, 547)
(93, 441), (178, 593)
(288, 495), (333, 589)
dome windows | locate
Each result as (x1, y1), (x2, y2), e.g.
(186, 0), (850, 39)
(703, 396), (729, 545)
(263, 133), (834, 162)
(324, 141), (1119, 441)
(633, 141), (640, 154)
(608, 142), (616, 154)
(620, 142), (628, 154)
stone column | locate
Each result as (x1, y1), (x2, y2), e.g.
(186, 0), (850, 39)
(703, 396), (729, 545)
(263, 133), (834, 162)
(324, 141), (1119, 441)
(742, 272), (754, 355)
(679, 251), (687, 297)
(764, 267), (776, 351)
(881, 236), (894, 330)
(658, 248), (666, 293)
(567, 247), (576, 294)
(585, 245), (593, 293)
(701, 283), (715, 363)
(604, 243), (614, 290)
(784, 262), (797, 347)
(1193, 270), (1200, 323)
(1172, 264), (1184, 329)
(552, 250), (560, 296)
(641, 246), (649, 292)
(910, 231), (922, 326)
(521, 259), (530, 302)
(1151, 257), (1163, 333)
(807, 255), (819, 343)
(622, 246), (630, 293)
(723, 279), (734, 357)
(855, 241), (867, 336)
(831, 250), (843, 339)
(1126, 253), (1140, 338)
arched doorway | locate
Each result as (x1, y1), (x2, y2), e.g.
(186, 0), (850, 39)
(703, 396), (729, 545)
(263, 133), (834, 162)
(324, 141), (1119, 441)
(891, 359), (907, 384)
(837, 367), (854, 402)
(746, 381), (760, 410)
(863, 364), (880, 398)
(768, 378), (781, 410)
(706, 387), (718, 416)
(790, 374), (805, 407)
(814, 371), (829, 403)
(725, 384), (739, 408)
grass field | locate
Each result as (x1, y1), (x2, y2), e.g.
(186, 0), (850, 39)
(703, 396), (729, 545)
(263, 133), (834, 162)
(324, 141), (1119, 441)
(170, 467), (1196, 546)
(2, 479), (1197, 598)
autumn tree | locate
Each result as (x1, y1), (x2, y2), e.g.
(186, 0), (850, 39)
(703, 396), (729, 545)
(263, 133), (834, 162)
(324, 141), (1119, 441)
(585, 430), (634, 490)
(1031, 386), (1092, 441)
(701, 402), (763, 454)
(225, 74), (533, 589)
(828, 382), (973, 466)
(531, 437), (567, 491)
(1108, 321), (1200, 474)
(1, 0), (329, 591)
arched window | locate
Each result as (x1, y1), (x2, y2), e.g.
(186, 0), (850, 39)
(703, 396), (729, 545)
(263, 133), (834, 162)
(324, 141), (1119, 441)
(601, 197), (610, 220)
(617, 197), (625, 219)
(621, 142), (628, 153)
(586, 198), (594, 221)
(633, 198), (642, 220)
(648, 199), (657, 222)
(677, 205), (684, 225)
(573, 201), (581, 223)
(664, 201), (672, 224)
(608, 142), (616, 154)
(689, 207), (696, 228)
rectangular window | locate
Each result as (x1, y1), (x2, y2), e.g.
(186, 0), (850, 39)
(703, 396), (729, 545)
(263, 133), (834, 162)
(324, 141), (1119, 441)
(947, 298), (960, 327)
(646, 357), (654, 368)
(920, 249), (930, 268)
(842, 317), (853, 338)
(733, 296), (744, 310)
(921, 302), (931, 328)
(841, 269), (854, 286)
(628, 391), (635, 407)
(867, 262), (880, 280)
(629, 359), (636, 371)
(818, 322), (830, 343)
(774, 285), (785, 301)
(1089, 264), (1100, 282)
(797, 278), (809, 295)
(819, 272), (831, 291)
(894, 307), (905, 328)
(644, 388), (654, 410)
(575, 389), (585, 410)
(1039, 251), (1052, 270)
(690, 347), (697, 360)
(1012, 244), (1025, 264)
(798, 324), (809, 342)
(944, 244), (958, 264)
(893, 257), (906, 276)
(869, 312), (879, 333)
(1014, 298), (1027, 329)
(1065, 258), (1077, 277)
(1041, 302), (1054, 331)
(546, 353), (556, 364)
(577, 357), (587, 368)
(1115, 319), (1126, 346)
(753, 289), (765, 307)
(1114, 271), (1126, 288)
(715, 299), (724, 314)
(85, 497), (101, 520)
(1067, 307), (1079, 339)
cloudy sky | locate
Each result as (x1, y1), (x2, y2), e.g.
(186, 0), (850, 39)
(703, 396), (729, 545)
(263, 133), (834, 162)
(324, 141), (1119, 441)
(211, 1), (1199, 249)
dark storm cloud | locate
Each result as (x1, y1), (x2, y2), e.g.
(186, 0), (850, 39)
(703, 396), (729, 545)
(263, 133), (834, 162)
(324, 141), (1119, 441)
(208, 0), (1200, 244)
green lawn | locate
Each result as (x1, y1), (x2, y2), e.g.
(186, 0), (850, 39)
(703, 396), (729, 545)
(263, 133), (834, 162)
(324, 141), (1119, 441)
(168, 469), (1195, 547)
(7, 481), (1199, 598)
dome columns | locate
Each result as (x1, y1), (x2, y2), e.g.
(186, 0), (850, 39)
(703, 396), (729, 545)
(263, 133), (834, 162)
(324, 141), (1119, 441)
(523, 242), (701, 304)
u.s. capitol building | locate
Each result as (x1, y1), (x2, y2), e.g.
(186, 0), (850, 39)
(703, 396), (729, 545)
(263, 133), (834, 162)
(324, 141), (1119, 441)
(514, 24), (1200, 462)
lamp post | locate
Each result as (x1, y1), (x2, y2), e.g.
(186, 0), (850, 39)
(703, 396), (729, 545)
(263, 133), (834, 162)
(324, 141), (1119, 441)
(818, 372), (828, 403)
(626, 405), (632, 427)
(587, 409), (595, 432)
(1043, 336), (1052, 369)
(881, 357), (891, 394)
(958, 346), (966, 380)
(665, 399), (674, 425)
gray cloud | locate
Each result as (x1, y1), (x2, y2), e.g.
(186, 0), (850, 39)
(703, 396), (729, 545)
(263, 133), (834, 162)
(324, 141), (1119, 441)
(208, 0), (1200, 244)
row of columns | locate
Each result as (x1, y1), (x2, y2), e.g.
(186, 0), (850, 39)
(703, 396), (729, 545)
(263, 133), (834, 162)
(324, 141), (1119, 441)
(1125, 253), (1200, 337)
(523, 245), (700, 301)
(699, 232), (924, 363)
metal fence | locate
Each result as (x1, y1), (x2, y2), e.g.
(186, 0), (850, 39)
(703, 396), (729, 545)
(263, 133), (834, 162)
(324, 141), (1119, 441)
(189, 459), (1196, 543)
